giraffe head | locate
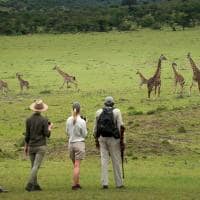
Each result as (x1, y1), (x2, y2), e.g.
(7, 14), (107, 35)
(16, 72), (22, 78)
(136, 70), (140, 75)
(187, 52), (191, 58)
(172, 62), (177, 67)
(53, 65), (58, 70)
(160, 54), (167, 61)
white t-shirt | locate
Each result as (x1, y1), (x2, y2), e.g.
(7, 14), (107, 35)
(66, 115), (87, 143)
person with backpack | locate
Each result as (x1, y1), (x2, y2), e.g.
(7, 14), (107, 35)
(0, 186), (8, 193)
(93, 96), (124, 189)
(24, 99), (53, 192)
(66, 102), (87, 190)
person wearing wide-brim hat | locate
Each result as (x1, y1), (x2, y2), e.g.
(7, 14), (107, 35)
(24, 99), (53, 192)
(0, 186), (8, 193)
(29, 99), (48, 112)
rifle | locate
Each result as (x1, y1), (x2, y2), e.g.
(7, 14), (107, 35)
(120, 125), (125, 179)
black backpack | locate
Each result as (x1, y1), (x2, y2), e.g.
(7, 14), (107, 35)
(97, 107), (120, 139)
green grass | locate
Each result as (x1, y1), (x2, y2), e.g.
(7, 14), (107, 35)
(1, 29), (200, 152)
(1, 156), (200, 200)
(1, 28), (200, 199)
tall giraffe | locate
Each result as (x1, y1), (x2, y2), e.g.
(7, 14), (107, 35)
(136, 70), (148, 88)
(0, 80), (8, 94)
(147, 54), (167, 98)
(171, 62), (185, 94)
(187, 53), (200, 95)
(16, 73), (29, 92)
(53, 65), (78, 89)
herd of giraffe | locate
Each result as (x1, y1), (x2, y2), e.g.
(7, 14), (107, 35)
(136, 53), (200, 98)
(0, 66), (78, 95)
(0, 53), (200, 98)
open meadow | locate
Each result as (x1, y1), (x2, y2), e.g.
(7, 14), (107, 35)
(1, 28), (200, 199)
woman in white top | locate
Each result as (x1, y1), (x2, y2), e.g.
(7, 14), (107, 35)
(66, 102), (87, 190)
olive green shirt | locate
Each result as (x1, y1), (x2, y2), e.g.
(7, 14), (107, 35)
(25, 112), (50, 147)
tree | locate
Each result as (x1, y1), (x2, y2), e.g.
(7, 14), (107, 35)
(121, 0), (137, 7)
(140, 14), (155, 27)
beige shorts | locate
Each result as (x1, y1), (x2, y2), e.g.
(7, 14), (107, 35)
(69, 141), (85, 161)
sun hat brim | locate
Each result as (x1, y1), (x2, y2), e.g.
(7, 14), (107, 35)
(29, 102), (48, 112)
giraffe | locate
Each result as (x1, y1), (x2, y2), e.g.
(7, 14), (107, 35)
(53, 65), (78, 89)
(16, 73), (29, 92)
(0, 80), (8, 94)
(147, 54), (167, 98)
(136, 70), (148, 88)
(171, 62), (185, 94)
(187, 53), (200, 96)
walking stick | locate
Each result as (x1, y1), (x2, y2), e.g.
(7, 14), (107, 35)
(120, 125), (125, 179)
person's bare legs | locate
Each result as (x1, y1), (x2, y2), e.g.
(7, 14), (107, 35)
(72, 160), (81, 188)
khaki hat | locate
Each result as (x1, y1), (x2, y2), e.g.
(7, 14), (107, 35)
(30, 99), (48, 112)
(104, 96), (114, 106)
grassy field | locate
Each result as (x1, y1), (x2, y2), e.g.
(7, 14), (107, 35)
(1, 155), (200, 200)
(1, 28), (200, 199)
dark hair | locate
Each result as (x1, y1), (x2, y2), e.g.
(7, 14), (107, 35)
(72, 102), (81, 125)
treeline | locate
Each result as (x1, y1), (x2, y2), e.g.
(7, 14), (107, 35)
(0, 0), (200, 35)
(0, 0), (121, 10)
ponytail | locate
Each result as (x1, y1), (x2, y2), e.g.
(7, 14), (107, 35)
(72, 108), (78, 125)
(72, 101), (81, 125)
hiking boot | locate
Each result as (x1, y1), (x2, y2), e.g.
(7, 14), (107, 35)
(25, 183), (34, 192)
(102, 185), (108, 189)
(75, 184), (82, 189)
(72, 184), (82, 190)
(116, 185), (125, 189)
(0, 186), (8, 193)
(34, 184), (42, 191)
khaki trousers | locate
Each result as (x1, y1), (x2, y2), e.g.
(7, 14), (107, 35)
(98, 136), (123, 187)
(28, 145), (46, 185)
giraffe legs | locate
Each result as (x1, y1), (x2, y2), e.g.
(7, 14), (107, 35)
(198, 82), (200, 94)
(153, 84), (161, 98)
(139, 82), (143, 89)
(154, 86), (157, 96)
(2, 87), (5, 95)
(189, 81), (194, 96)
(60, 80), (66, 89)
(60, 80), (78, 89)
(74, 82), (78, 89)
(147, 85), (153, 98)
(67, 81), (71, 88)
(189, 80), (200, 96)
(2, 87), (8, 95)
(20, 84), (23, 93)
(179, 81), (185, 96)
(180, 84), (183, 96)
(173, 82), (177, 94)
(0, 88), (4, 95)
(148, 89), (151, 98)
(158, 85), (161, 97)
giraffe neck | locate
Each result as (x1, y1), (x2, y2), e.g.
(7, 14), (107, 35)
(56, 68), (69, 77)
(138, 72), (147, 81)
(188, 57), (199, 73)
(18, 76), (23, 81)
(172, 65), (179, 76)
(56, 68), (66, 77)
(154, 58), (162, 78)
